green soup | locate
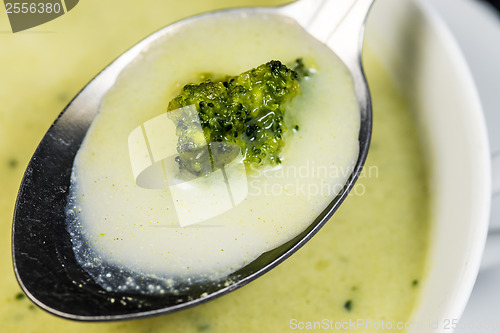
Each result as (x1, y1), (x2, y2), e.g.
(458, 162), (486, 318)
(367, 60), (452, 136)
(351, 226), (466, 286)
(0, 1), (430, 332)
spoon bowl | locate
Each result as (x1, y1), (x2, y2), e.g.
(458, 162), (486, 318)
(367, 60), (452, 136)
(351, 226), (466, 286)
(12, 0), (373, 321)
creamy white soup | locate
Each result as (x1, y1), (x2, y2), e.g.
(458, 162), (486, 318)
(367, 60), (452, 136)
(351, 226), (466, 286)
(65, 13), (360, 294)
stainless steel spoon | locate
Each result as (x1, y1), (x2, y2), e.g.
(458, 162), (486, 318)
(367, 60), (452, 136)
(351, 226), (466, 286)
(12, 0), (373, 321)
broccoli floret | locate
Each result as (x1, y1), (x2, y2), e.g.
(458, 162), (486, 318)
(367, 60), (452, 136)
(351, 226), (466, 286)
(168, 60), (303, 176)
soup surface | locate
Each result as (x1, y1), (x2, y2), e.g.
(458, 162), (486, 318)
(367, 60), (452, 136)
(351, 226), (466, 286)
(66, 12), (360, 293)
(0, 0), (429, 332)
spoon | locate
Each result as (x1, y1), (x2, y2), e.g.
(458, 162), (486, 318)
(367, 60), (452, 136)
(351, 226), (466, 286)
(12, 0), (373, 321)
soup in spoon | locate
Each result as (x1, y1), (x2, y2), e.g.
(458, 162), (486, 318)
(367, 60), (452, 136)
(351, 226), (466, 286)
(65, 13), (360, 294)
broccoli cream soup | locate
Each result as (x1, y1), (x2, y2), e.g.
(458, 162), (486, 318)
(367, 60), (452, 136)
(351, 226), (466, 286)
(65, 13), (360, 293)
(0, 0), (429, 332)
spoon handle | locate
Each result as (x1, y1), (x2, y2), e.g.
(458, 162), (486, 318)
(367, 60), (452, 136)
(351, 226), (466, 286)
(279, 0), (375, 102)
(279, 0), (375, 45)
(325, 0), (375, 67)
(325, 0), (375, 113)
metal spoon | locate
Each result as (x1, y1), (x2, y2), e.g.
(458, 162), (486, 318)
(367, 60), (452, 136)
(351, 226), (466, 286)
(12, 0), (373, 321)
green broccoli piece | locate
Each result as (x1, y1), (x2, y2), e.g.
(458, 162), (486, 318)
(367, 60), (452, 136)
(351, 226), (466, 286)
(168, 60), (303, 176)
